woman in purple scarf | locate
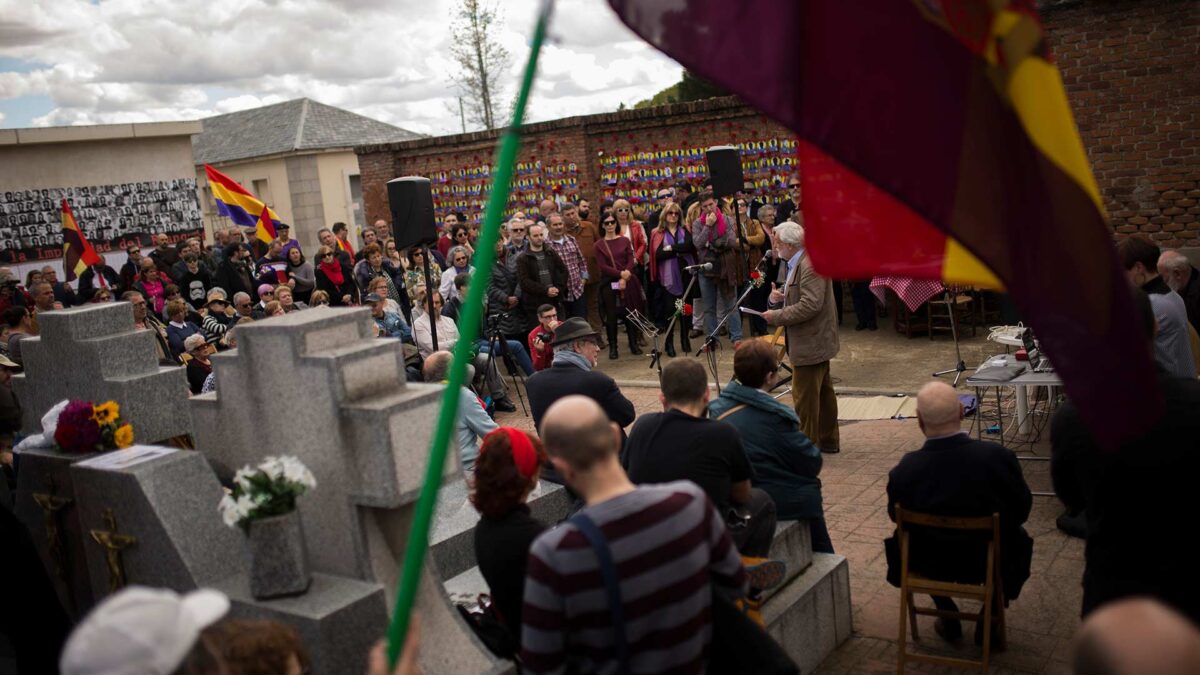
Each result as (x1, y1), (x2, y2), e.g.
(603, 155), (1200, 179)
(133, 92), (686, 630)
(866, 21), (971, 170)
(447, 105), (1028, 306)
(648, 202), (697, 357)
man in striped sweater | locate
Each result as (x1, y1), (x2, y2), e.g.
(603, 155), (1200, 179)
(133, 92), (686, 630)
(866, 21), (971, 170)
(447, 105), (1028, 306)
(521, 395), (748, 674)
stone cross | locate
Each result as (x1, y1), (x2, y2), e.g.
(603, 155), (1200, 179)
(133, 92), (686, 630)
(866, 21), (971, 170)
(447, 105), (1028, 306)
(11, 302), (191, 443)
(190, 307), (507, 673)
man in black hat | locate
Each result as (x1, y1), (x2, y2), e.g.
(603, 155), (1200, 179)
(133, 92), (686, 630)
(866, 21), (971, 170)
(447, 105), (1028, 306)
(526, 317), (635, 480)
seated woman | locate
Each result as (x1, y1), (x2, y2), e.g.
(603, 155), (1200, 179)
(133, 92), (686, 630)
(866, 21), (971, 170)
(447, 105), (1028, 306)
(414, 291), (516, 412)
(164, 298), (203, 358)
(471, 427), (548, 657)
(708, 340), (833, 553)
(182, 333), (217, 394)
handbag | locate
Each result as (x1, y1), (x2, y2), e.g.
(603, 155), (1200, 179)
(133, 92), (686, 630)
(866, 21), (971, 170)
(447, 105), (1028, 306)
(455, 593), (517, 659)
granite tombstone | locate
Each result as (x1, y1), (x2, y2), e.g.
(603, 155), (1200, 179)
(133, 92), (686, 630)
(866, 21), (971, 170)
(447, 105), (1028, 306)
(191, 307), (508, 673)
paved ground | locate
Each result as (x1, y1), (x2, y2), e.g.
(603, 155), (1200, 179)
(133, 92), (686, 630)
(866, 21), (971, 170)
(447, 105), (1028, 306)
(586, 316), (999, 394)
(494, 317), (1081, 674)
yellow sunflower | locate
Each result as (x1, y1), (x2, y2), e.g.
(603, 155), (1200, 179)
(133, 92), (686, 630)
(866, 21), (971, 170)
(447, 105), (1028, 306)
(92, 401), (120, 425)
(113, 424), (134, 449)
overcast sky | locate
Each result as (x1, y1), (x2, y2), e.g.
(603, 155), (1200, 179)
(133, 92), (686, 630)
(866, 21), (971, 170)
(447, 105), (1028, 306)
(0, 0), (683, 135)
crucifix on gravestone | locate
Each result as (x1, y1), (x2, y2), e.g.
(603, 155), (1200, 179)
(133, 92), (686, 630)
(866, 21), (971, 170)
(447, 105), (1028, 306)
(88, 508), (137, 593)
(31, 483), (73, 591)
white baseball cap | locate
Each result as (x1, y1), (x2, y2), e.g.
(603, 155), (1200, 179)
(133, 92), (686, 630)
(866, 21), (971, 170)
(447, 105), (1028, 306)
(60, 586), (230, 675)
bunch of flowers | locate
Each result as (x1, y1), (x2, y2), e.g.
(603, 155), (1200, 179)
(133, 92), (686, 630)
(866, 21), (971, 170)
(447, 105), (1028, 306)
(674, 298), (694, 318)
(53, 400), (134, 454)
(750, 270), (765, 288)
(218, 456), (317, 530)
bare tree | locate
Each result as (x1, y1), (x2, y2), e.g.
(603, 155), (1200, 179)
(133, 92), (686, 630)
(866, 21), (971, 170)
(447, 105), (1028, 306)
(450, 0), (510, 130)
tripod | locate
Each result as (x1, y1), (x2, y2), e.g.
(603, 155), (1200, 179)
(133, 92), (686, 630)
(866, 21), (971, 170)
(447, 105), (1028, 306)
(626, 308), (661, 376)
(482, 318), (529, 415)
(931, 290), (976, 387)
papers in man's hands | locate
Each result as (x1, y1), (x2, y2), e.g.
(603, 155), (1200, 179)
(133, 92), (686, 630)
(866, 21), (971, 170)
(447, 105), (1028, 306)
(739, 307), (765, 317)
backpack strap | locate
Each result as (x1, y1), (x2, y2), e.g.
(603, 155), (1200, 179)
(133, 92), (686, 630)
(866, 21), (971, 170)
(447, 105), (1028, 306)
(569, 512), (631, 675)
(715, 403), (749, 421)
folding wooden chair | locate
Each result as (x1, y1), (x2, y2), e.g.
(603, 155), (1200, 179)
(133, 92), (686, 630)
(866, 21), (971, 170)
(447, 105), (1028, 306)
(895, 506), (1006, 673)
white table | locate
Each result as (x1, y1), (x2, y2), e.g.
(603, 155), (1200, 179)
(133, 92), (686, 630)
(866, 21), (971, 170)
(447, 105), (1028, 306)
(966, 356), (1062, 437)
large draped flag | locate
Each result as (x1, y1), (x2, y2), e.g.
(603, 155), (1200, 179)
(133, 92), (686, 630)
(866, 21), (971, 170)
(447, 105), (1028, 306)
(609, 0), (1158, 443)
(60, 200), (102, 282)
(204, 164), (280, 244)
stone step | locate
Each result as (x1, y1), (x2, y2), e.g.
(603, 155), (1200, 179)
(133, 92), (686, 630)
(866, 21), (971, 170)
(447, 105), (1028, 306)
(305, 339), (409, 403)
(761, 553), (852, 675)
(442, 552), (851, 675)
(758, 519), (814, 604)
(431, 480), (573, 580)
(442, 516), (817, 605)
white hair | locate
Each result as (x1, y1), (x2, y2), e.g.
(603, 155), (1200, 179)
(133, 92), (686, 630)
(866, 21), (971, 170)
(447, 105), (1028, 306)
(232, 292), (251, 305)
(1159, 250), (1191, 274)
(774, 221), (805, 247)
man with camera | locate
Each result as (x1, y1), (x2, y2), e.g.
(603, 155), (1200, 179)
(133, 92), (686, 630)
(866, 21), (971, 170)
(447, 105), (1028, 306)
(527, 304), (560, 371)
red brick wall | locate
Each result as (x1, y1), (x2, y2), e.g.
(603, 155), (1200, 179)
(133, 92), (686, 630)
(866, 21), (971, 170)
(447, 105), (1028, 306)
(356, 98), (794, 226)
(1044, 0), (1200, 246)
(359, 0), (1199, 246)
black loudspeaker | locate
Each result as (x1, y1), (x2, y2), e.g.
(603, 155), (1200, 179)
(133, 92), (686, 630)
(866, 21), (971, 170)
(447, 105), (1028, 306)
(387, 176), (437, 249)
(706, 146), (744, 198)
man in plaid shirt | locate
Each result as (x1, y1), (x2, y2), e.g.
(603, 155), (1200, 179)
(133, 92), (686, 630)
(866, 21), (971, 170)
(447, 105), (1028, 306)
(546, 213), (588, 319)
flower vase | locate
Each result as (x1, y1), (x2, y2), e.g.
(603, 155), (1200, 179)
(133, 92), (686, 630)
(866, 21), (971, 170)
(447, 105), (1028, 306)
(247, 511), (311, 599)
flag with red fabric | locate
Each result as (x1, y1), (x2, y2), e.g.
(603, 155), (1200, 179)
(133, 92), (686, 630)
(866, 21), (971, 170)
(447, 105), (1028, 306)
(61, 199), (103, 282)
(608, 0), (1158, 443)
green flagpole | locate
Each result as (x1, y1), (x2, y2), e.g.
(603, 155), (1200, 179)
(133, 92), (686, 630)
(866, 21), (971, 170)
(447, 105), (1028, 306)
(386, 0), (555, 666)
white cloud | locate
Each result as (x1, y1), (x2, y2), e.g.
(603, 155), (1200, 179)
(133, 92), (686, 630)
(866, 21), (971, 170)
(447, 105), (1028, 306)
(0, 0), (683, 135)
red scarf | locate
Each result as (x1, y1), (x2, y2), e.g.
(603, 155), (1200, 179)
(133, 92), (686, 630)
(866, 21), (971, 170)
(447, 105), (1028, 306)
(318, 259), (344, 286)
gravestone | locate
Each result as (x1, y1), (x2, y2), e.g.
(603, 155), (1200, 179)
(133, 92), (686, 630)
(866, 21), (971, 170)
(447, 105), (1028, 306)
(69, 445), (387, 675)
(11, 302), (190, 618)
(11, 302), (191, 442)
(190, 307), (507, 673)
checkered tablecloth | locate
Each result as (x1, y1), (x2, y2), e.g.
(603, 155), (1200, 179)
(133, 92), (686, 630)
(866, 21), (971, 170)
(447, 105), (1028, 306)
(870, 276), (945, 312)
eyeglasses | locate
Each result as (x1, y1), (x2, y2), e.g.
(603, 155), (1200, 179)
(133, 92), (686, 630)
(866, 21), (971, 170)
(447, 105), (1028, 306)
(510, 227), (526, 233)
(665, 212), (679, 217)
(617, 207), (630, 212)
(236, 302), (251, 308)
(602, 220), (616, 226)
(789, 183), (801, 189)
(128, 250), (140, 255)
(454, 256), (467, 262)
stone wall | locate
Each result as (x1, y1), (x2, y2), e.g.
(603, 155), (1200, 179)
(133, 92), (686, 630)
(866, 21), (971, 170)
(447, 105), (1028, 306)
(1044, 0), (1200, 245)
(359, 0), (1199, 245)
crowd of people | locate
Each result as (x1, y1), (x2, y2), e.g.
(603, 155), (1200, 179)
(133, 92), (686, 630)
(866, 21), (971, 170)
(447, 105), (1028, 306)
(3, 174), (1200, 673)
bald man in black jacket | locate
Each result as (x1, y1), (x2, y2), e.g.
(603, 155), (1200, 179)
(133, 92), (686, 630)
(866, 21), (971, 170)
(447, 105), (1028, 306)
(885, 381), (1033, 644)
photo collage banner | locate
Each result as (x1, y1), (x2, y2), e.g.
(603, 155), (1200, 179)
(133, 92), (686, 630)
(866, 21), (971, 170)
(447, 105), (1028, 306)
(598, 137), (798, 204)
(0, 178), (204, 264)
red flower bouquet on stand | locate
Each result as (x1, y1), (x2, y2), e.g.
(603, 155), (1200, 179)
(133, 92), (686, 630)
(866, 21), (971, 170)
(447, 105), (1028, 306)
(53, 400), (135, 454)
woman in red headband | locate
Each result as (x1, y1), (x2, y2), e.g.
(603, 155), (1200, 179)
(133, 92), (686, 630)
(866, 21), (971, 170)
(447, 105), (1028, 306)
(470, 427), (547, 657)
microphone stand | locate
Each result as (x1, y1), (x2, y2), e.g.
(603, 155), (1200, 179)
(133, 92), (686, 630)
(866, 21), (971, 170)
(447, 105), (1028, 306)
(694, 252), (773, 394)
(648, 271), (702, 380)
(421, 244), (438, 351)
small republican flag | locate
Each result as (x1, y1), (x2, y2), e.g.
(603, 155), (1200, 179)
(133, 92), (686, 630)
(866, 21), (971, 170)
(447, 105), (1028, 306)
(61, 200), (103, 282)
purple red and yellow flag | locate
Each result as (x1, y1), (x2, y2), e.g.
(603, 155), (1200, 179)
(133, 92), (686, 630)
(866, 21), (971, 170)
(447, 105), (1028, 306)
(61, 199), (103, 282)
(609, 0), (1158, 443)
(204, 164), (280, 244)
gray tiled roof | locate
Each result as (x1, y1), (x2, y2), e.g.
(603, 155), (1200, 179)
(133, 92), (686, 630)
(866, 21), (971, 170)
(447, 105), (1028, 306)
(192, 98), (421, 166)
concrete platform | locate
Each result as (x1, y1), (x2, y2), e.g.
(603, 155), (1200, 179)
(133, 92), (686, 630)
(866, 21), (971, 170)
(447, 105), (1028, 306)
(763, 553), (853, 675)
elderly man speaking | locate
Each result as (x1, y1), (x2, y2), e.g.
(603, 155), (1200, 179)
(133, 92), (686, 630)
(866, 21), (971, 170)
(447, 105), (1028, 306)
(762, 221), (841, 453)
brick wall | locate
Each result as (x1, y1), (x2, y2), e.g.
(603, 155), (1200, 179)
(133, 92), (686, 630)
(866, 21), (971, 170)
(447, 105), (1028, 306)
(357, 97), (793, 227)
(1044, 0), (1200, 246)
(359, 0), (1199, 246)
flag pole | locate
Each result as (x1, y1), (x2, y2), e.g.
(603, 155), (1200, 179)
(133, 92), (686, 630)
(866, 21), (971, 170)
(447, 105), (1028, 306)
(385, 0), (554, 666)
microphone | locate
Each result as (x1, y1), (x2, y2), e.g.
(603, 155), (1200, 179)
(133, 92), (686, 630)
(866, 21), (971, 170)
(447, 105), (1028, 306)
(685, 262), (713, 272)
